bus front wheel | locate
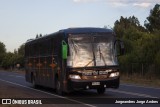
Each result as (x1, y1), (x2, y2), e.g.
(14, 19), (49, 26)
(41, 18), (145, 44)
(56, 78), (63, 95)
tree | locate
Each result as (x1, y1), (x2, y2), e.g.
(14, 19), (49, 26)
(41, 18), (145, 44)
(145, 4), (160, 32)
(18, 44), (25, 56)
(39, 34), (42, 37)
(114, 16), (146, 39)
(113, 15), (159, 75)
(36, 34), (39, 38)
(36, 34), (43, 38)
(0, 43), (25, 69)
(0, 42), (6, 53)
(17, 44), (25, 68)
(0, 41), (6, 67)
(1, 52), (14, 69)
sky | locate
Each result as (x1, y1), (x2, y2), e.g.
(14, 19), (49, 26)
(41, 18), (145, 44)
(0, 0), (159, 52)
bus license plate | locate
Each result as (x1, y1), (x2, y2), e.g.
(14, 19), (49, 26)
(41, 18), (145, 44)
(92, 82), (100, 86)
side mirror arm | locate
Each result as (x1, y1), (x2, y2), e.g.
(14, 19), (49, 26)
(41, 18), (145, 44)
(114, 39), (125, 56)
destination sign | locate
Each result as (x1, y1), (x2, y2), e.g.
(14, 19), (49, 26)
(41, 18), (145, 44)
(82, 70), (109, 76)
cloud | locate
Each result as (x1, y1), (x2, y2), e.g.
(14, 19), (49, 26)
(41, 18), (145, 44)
(110, 1), (128, 7)
(108, 0), (158, 8)
(133, 3), (152, 8)
(72, 0), (159, 8)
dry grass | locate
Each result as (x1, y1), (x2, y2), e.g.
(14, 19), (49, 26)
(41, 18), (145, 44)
(0, 69), (25, 74)
(120, 73), (160, 88)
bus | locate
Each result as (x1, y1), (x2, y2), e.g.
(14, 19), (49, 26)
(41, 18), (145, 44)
(25, 27), (124, 95)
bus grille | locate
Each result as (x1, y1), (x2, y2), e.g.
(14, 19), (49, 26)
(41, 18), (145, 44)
(82, 75), (108, 80)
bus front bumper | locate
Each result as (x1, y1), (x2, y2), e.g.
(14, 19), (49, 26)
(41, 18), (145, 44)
(69, 76), (119, 90)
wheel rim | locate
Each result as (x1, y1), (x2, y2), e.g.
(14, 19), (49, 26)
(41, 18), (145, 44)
(32, 78), (36, 88)
(57, 80), (60, 90)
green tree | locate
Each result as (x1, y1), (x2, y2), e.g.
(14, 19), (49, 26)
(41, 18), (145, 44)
(18, 44), (25, 56)
(1, 43), (25, 69)
(114, 16), (146, 39)
(1, 52), (14, 69)
(17, 44), (25, 68)
(113, 15), (158, 75)
(145, 4), (160, 32)
(0, 41), (6, 67)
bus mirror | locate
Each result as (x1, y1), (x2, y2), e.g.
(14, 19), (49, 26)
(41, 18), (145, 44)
(62, 40), (68, 59)
(115, 39), (125, 56)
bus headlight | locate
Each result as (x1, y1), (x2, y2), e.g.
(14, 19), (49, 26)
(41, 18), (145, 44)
(109, 72), (119, 78)
(69, 75), (81, 79)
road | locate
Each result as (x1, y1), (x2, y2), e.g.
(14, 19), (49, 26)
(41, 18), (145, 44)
(0, 70), (160, 107)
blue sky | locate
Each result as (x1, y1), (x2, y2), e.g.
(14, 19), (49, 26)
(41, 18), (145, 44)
(0, 0), (159, 52)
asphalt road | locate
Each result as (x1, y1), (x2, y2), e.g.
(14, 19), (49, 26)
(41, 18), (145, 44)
(0, 70), (160, 107)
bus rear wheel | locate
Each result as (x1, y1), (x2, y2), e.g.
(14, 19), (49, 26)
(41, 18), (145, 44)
(97, 88), (105, 94)
(32, 76), (37, 88)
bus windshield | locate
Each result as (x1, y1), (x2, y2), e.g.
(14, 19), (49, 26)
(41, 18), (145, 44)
(67, 33), (118, 68)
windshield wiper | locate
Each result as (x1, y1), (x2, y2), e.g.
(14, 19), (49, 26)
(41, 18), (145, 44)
(99, 46), (107, 66)
(84, 37), (96, 68)
(84, 59), (94, 68)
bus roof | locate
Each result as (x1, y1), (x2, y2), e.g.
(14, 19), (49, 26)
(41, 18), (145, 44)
(60, 27), (113, 34)
(26, 27), (114, 44)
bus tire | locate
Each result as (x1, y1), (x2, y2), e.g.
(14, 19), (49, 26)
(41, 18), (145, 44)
(56, 78), (63, 95)
(32, 75), (37, 88)
(97, 88), (105, 94)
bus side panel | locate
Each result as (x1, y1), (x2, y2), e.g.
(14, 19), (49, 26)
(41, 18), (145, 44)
(25, 58), (32, 83)
(25, 32), (65, 89)
(25, 69), (32, 83)
(25, 44), (33, 83)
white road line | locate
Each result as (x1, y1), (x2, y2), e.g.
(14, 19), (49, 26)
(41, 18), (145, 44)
(8, 75), (15, 77)
(16, 76), (25, 78)
(121, 83), (160, 90)
(5, 74), (24, 78)
(0, 78), (96, 107)
(108, 89), (158, 98)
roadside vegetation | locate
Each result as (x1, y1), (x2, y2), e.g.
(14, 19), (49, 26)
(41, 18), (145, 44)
(0, 43), (24, 70)
(114, 4), (160, 86)
(120, 74), (160, 88)
(0, 4), (159, 85)
(115, 4), (160, 77)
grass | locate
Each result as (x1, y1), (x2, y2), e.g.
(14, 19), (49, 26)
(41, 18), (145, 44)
(120, 73), (160, 88)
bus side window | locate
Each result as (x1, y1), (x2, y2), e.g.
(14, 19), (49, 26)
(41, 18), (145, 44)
(41, 40), (48, 56)
(51, 38), (58, 55)
(25, 44), (29, 57)
(48, 39), (51, 55)
(51, 38), (54, 55)
(33, 43), (37, 56)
